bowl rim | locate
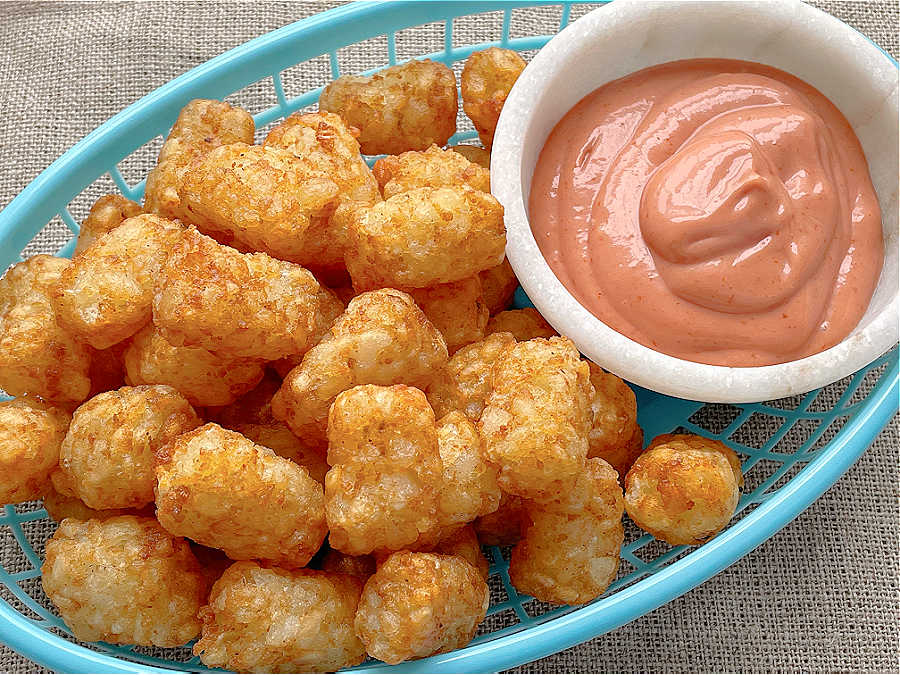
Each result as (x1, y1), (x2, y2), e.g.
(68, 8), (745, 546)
(492, 0), (899, 403)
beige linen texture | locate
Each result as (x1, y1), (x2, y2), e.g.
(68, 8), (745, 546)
(0, 1), (897, 673)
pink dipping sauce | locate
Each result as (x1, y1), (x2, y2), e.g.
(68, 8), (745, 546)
(529, 59), (884, 367)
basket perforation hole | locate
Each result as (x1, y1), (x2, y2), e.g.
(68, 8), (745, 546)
(65, 173), (122, 227)
(14, 500), (44, 515)
(844, 362), (889, 407)
(336, 35), (390, 77)
(630, 536), (674, 564)
(509, 6), (564, 39)
(805, 415), (850, 455)
(453, 11), (504, 48)
(763, 460), (810, 496)
(19, 216), (73, 259)
(729, 412), (786, 450)
(760, 394), (805, 411)
(771, 418), (820, 455)
(20, 517), (54, 563)
(476, 606), (520, 637)
(281, 54), (332, 103)
(805, 376), (853, 412)
(487, 570), (509, 606)
(131, 644), (196, 664)
(568, 2), (608, 24)
(394, 22), (445, 62)
(223, 76), (280, 117)
(522, 597), (562, 619)
(0, 583), (43, 622)
(116, 134), (164, 196)
(741, 457), (783, 493)
(687, 403), (743, 435)
(17, 574), (58, 619)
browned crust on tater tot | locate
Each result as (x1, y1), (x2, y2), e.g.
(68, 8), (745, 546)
(319, 59), (458, 156)
(461, 47), (526, 149)
(75, 195), (144, 257)
(144, 99), (254, 222)
(373, 144), (491, 198)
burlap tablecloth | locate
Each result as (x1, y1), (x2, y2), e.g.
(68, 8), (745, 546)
(0, 1), (897, 672)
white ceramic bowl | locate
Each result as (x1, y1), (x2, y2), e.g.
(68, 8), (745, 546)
(492, 0), (898, 403)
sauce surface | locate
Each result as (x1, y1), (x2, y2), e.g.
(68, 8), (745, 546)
(529, 59), (883, 366)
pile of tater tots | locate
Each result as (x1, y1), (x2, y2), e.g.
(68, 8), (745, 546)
(0, 48), (743, 672)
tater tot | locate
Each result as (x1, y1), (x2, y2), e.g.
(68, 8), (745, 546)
(264, 111), (381, 273)
(152, 228), (324, 361)
(41, 516), (207, 646)
(433, 525), (490, 580)
(355, 552), (488, 664)
(478, 337), (592, 502)
(485, 307), (557, 341)
(587, 362), (642, 477)
(426, 331), (516, 422)
(624, 434), (743, 546)
(409, 277), (489, 354)
(194, 562), (365, 673)
(266, 285), (346, 378)
(346, 186), (506, 291)
(233, 422), (329, 484)
(479, 258), (518, 315)
(0, 256), (92, 404)
(373, 144), (491, 198)
(0, 397), (70, 504)
(473, 491), (525, 547)
(144, 99), (255, 222)
(74, 194), (143, 256)
(320, 548), (377, 580)
(123, 324), (265, 407)
(59, 385), (199, 510)
(434, 412), (500, 528)
(155, 423), (327, 567)
(178, 143), (340, 263)
(272, 289), (447, 445)
(509, 458), (624, 605)
(53, 214), (186, 350)
(319, 59), (458, 155)
(461, 47), (526, 149)
(449, 144), (491, 169)
(325, 385), (441, 555)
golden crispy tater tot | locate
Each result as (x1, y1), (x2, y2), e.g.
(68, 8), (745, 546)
(434, 411), (500, 529)
(479, 337), (591, 502)
(587, 362), (642, 477)
(75, 195), (143, 257)
(178, 143), (340, 263)
(144, 99), (254, 222)
(510, 457), (624, 605)
(0, 256), (92, 404)
(264, 111), (381, 273)
(233, 422), (329, 484)
(272, 289), (447, 446)
(624, 434), (743, 546)
(478, 258), (518, 315)
(409, 277), (489, 354)
(319, 59), (458, 155)
(320, 548), (377, 580)
(449, 144), (491, 169)
(426, 331), (516, 422)
(461, 47), (526, 149)
(346, 186), (506, 291)
(194, 562), (365, 673)
(123, 324), (264, 408)
(53, 214), (186, 350)
(59, 385), (199, 510)
(42, 516), (207, 646)
(373, 144), (491, 198)
(473, 490), (525, 547)
(355, 551), (488, 664)
(325, 385), (441, 555)
(433, 525), (490, 580)
(152, 228), (324, 361)
(485, 307), (556, 341)
(0, 397), (70, 504)
(155, 423), (327, 567)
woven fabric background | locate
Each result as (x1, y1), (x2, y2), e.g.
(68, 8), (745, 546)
(0, 1), (897, 673)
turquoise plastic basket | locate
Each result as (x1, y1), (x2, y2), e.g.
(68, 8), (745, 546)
(0, 1), (896, 672)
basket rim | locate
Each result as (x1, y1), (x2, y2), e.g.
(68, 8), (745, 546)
(0, 1), (897, 672)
